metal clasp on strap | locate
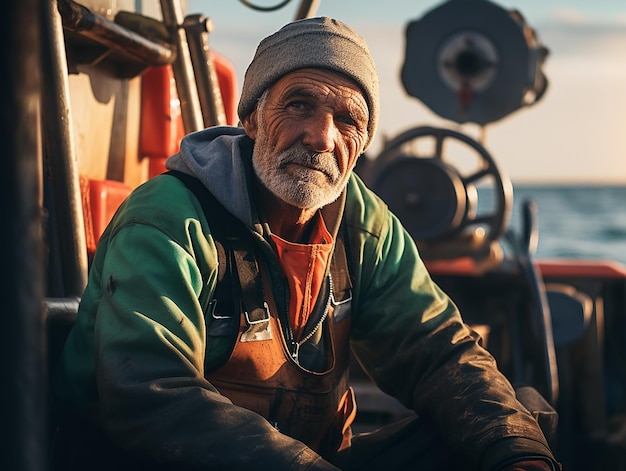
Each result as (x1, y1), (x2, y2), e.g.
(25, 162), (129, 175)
(244, 301), (270, 325)
(210, 299), (233, 320)
(240, 302), (272, 342)
(207, 299), (238, 337)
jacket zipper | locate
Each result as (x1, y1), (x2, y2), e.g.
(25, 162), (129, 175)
(291, 274), (333, 365)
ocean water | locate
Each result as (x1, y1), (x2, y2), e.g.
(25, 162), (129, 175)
(500, 185), (626, 266)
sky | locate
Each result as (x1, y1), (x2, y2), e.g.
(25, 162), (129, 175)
(184, 0), (626, 184)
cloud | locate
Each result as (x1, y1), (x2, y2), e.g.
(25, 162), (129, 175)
(537, 10), (626, 60)
(549, 6), (591, 25)
(545, 5), (626, 27)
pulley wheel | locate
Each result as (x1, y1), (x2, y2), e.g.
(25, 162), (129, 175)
(375, 157), (468, 241)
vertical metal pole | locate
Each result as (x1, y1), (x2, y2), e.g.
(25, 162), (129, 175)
(294, 0), (321, 19)
(0, 0), (46, 469)
(160, 0), (204, 133)
(41, 0), (88, 297)
(183, 15), (227, 128)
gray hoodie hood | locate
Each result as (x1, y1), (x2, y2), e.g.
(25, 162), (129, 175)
(165, 126), (258, 229)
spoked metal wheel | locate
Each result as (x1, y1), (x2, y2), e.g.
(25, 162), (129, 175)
(372, 126), (513, 260)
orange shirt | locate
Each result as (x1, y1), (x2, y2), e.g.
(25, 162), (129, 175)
(271, 212), (333, 341)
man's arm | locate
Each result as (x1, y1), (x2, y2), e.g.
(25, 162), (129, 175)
(346, 200), (558, 469)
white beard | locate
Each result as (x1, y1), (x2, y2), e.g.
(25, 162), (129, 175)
(251, 129), (348, 210)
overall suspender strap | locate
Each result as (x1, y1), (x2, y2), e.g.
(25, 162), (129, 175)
(165, 171), (268, 328)
(329, 228), (352, 298)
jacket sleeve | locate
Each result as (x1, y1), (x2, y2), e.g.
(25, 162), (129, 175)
(347, 203), (557, 469)
(90, 219), (337, 470)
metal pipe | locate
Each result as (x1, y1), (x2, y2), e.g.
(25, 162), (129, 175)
(41, 0), (88, 296)
(1, 0), (46, 469)
(183, 15), (227, 128)
(58, 0), (175, 66)
(294, 0), (321, 19)
(160, 0), (204, 133)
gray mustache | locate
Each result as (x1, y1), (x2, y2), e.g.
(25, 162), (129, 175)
(280, 146), (340, 182)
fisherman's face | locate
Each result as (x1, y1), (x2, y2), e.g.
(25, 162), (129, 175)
(243, 68), (369, 210)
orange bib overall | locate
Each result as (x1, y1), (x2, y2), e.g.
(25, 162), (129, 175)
(207, 259), (355, 456)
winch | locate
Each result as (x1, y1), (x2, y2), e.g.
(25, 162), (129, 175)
(401, 0), (549, 125)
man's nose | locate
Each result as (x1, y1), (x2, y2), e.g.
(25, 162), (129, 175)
(302, 114), (336, 153)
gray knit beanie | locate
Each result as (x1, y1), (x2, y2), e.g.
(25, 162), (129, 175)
(238, 16), (379, 151)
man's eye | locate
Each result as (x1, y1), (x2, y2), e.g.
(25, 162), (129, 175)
(288, 101), (308, 110)
(338, 115), (357, 127)
(338, 114), (366, 131)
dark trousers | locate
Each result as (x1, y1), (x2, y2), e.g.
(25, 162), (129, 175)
(329, 415), (469, 471)
(52, 414), (467, 471)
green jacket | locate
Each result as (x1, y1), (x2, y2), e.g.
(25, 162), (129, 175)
(56, 127), (555, 470)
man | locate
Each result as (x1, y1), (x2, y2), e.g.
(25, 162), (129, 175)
(55, 17), (560, 470)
